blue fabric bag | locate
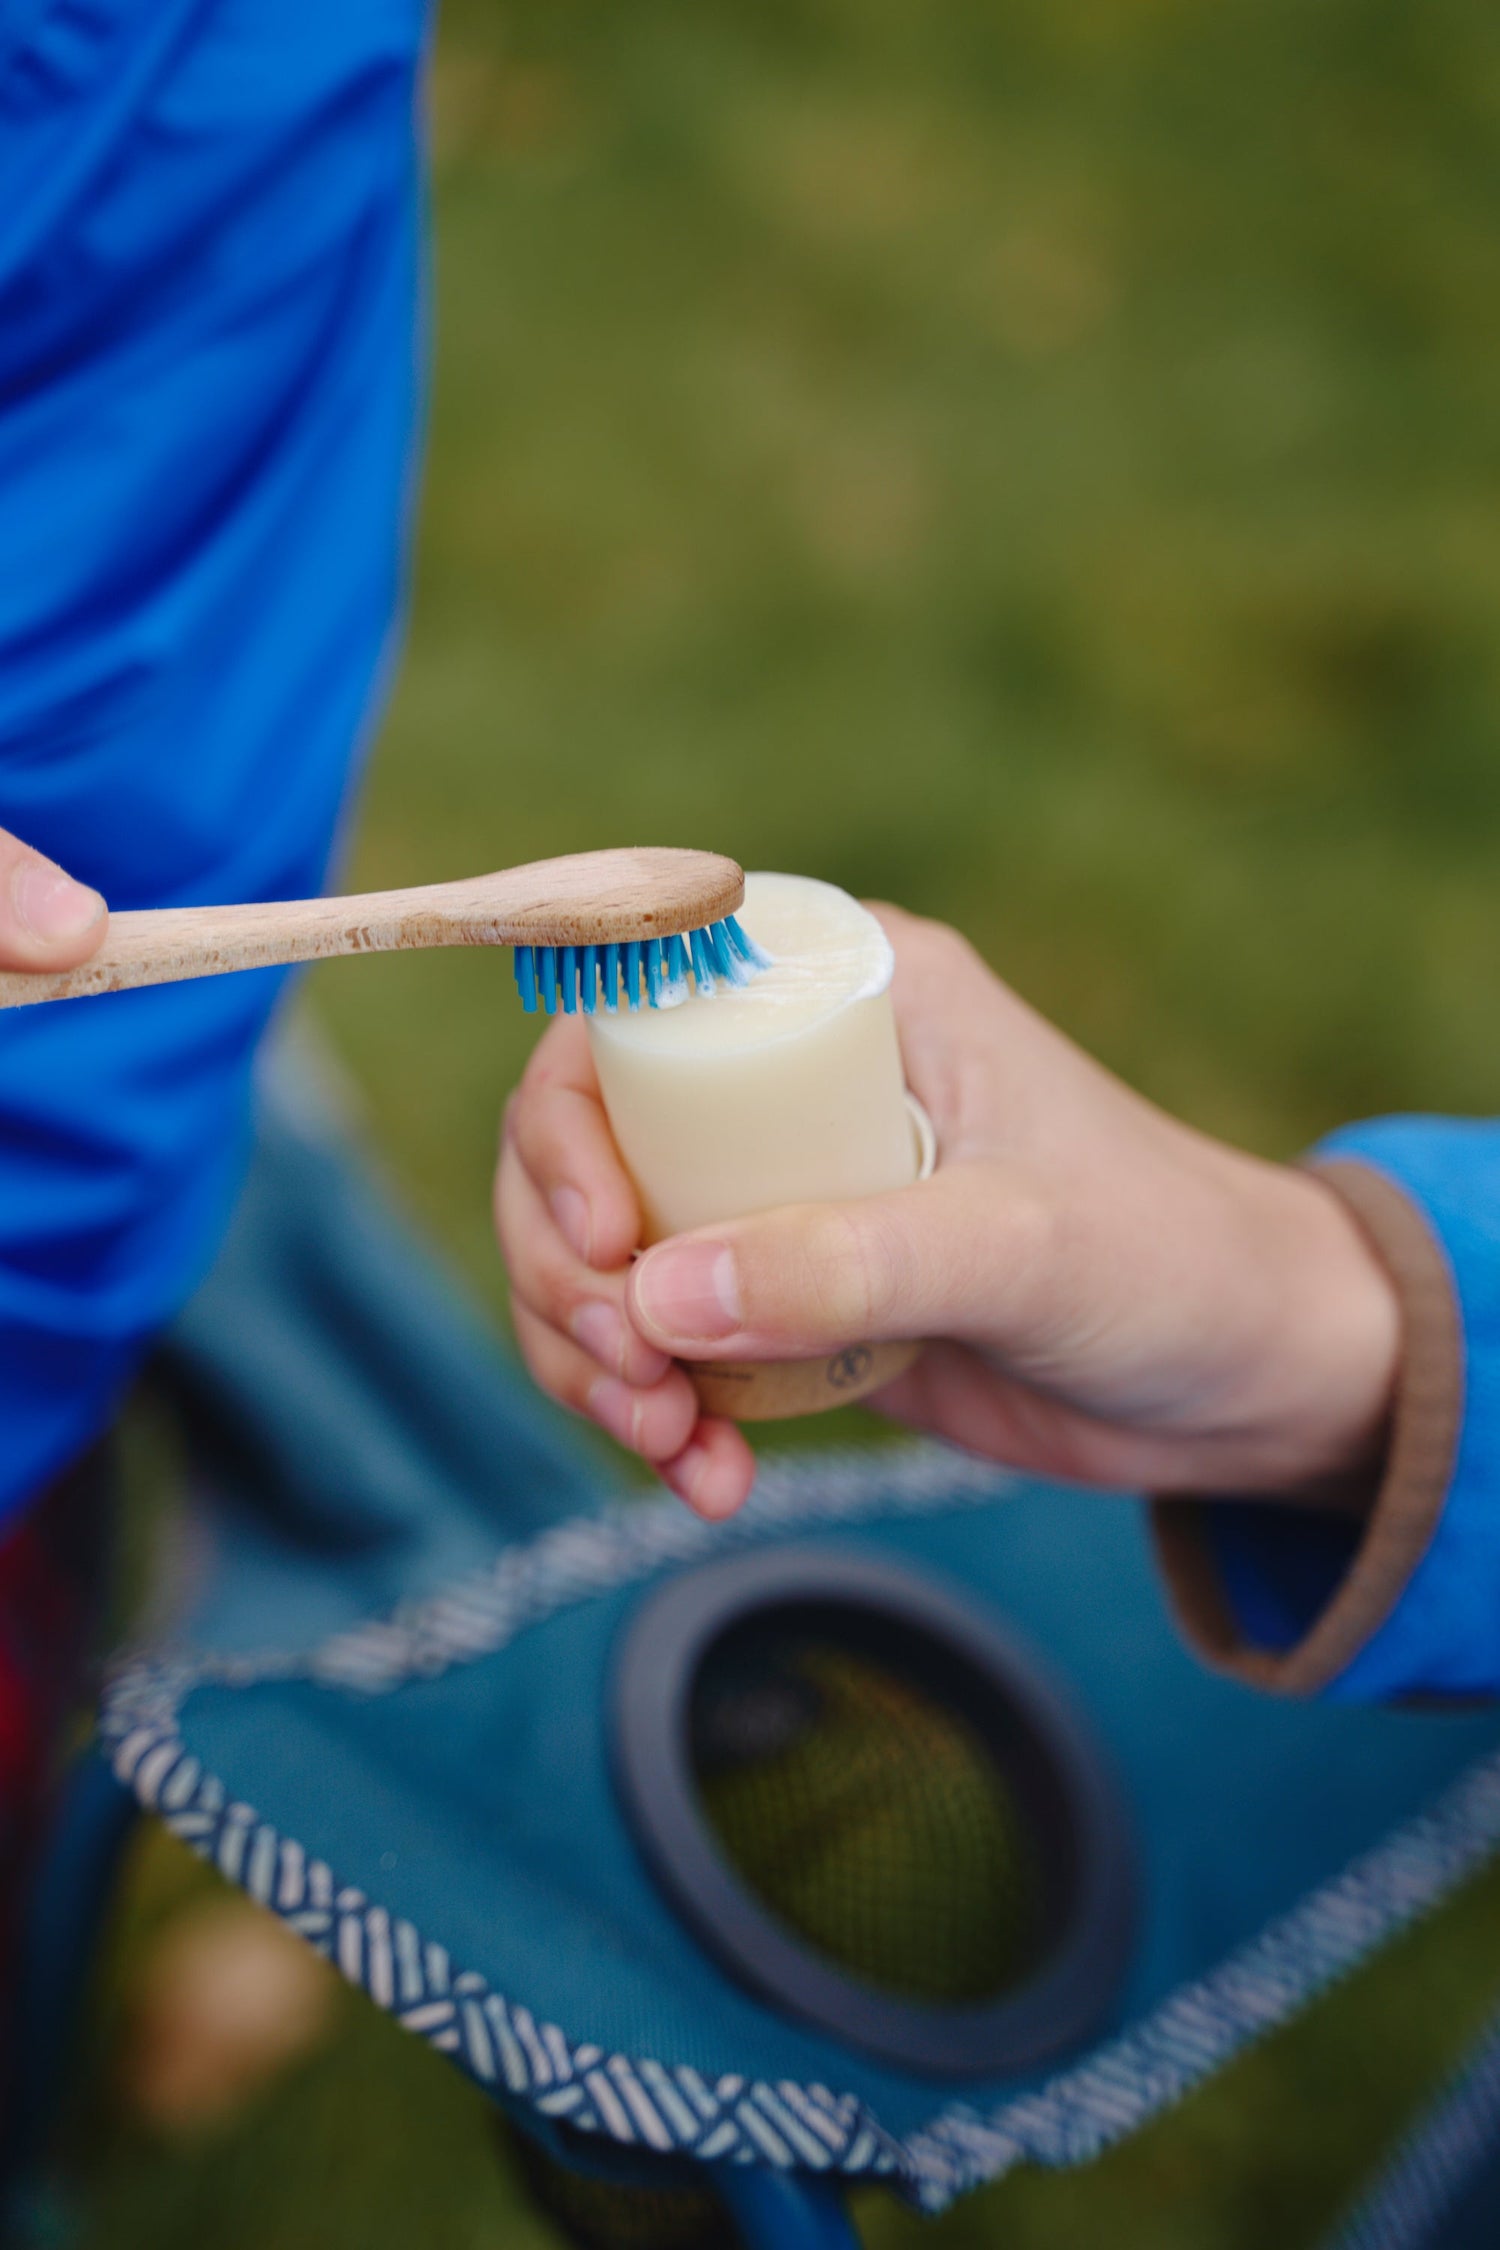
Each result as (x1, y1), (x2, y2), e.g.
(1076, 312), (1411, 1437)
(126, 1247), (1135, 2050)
(101, 1054), (1500, 2217)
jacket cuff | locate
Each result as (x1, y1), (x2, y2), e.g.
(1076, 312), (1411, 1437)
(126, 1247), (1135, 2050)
(1152, 1153), (1463, 1698)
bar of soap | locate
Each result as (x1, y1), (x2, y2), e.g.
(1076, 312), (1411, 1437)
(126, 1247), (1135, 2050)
(588, 871), (917, 1240)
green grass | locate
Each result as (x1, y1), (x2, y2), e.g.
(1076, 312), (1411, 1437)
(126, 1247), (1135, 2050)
(75, 0), (1500, 2240)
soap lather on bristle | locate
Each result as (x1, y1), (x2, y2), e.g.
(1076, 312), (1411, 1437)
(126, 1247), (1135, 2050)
(513, 914), (769, 1017)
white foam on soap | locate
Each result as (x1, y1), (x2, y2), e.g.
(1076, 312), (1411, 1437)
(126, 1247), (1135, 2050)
(588, 872), (916, 1239)
(604, 872), (893, 1053)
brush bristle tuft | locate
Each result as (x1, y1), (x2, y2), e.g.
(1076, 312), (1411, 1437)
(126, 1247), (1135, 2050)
(513, 913), (769, 1015)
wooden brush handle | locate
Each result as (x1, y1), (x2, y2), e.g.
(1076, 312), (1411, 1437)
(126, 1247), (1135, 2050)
(0, 848), (745, 1010)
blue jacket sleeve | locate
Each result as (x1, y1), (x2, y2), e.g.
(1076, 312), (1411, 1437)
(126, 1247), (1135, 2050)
(1155, 1118), (1500, 1703)
(0, 0), (427, 1526)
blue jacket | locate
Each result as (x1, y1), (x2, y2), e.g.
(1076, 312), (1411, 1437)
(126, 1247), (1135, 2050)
(0, 0), (426, 1522)
(1155, 1120), (1500, 1703)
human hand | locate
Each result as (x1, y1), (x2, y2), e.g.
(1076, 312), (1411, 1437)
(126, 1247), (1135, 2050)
(0, 828), (107, 971)
(495, 1017), (757, 1519)
(497, 908), (1399, 1520)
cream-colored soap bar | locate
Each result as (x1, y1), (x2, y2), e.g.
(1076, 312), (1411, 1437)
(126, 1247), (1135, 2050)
(587, 871), (916, 1242)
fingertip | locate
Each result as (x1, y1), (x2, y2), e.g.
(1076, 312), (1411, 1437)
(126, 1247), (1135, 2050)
(660, 1419), (756, 1520)
(2, 857), (107, 969)
(584, 1373), (640, 1450)
(545, 1172), (642, 1274)
(586, 1177), (645, 1272)
(588, 1365), (698, 1464)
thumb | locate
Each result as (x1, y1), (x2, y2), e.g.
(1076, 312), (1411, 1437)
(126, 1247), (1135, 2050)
(627, 1166), (1041, 1361)
(0, 831), (107, 971)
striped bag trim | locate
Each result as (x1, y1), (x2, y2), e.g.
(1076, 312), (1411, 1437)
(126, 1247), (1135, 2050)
(114, 1443), (1019, 1699)
(99, 1445), (1500, 2213)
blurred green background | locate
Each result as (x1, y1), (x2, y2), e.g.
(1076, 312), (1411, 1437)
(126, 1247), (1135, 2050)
(78, 0), (1500, 2242)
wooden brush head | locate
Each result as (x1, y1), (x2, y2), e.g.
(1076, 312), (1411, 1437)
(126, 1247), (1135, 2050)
(487, 848), (745, 944)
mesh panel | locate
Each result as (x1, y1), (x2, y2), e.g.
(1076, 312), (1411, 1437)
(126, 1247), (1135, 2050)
(511, 2131), (737, 2250)
(690, 1628), (1047, 2004)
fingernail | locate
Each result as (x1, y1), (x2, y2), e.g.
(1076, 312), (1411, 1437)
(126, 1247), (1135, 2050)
(14, 863), (105, 943)
(571, 1300), (624, 1373)
(550, 1185), (592, 1263)
(633, 1241), (741, 1343)
(587, 1374), (642, 1449)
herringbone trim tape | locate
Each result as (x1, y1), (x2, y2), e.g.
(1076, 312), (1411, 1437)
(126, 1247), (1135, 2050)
(99, 1446), (1500, 2213)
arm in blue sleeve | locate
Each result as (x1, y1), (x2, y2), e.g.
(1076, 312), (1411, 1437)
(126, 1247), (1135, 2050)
(1155, 1117), (1500, 1702)
(0, 0), (427, 1527)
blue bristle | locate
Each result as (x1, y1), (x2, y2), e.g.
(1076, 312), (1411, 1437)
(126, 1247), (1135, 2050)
(724, 914), (771, 970)
(706, 920), (736, 983)
(515, 908), (767, 1018)
(659, 930), (689, 1003)
(712, 917), (753, 986)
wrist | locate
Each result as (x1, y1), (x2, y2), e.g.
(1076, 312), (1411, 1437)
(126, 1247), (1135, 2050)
(1228, 1159), (1402, 1499)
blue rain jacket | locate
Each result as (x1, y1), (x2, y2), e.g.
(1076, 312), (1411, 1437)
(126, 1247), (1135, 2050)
(1199, 1119), (1500, 1702)
(0, 0), (426, 1524)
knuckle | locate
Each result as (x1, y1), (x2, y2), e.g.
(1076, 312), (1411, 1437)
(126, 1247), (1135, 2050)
(985, 1180), (1058, 1331)
(515, 1080), (596, 1188)
(535, 1015), (588, 1075)
(517, 1024), (571, 1104)
(494, 1132), (520, 1205)
(493, 1169), (540, 1279)
(888, 914), (992, 1015)
(503, 1102), (542, 1178)
(794, 1206), (903, 1337)
(919, 915), (986, 981)
(514, 1310), (589, 1416)
(520, 1243), (579, 1326)
(499, 1208), (579, 1325)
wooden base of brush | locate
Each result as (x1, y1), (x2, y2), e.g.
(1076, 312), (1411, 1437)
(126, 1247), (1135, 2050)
(687, 1338), (922, 1421)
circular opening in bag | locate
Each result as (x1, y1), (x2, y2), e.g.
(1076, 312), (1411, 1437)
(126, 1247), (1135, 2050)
(611, 1545), (1135, 2078)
